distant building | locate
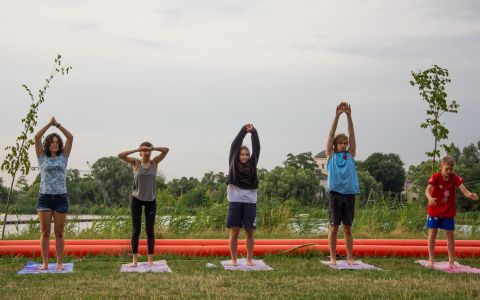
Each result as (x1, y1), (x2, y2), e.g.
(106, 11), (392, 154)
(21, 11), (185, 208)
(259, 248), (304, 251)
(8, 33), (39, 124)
(314, 150), (328, 187)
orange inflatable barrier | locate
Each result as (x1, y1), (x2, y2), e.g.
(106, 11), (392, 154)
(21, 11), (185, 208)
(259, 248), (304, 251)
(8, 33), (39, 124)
(1, 239), (479, 247)
(0, 240), (479, 257)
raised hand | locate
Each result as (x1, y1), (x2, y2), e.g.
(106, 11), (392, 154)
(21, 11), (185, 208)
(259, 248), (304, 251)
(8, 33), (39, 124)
(335, 103), (344, 116)
(139, 145), (152, 152)
(50, 117), (57, 126)
(245, 124), (254, 132)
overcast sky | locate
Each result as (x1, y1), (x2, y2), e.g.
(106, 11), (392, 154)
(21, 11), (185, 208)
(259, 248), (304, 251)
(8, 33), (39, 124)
(1, 0), (479, 183)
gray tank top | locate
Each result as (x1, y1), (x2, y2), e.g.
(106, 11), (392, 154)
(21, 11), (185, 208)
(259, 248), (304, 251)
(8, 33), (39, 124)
(132, 161), (157, 201)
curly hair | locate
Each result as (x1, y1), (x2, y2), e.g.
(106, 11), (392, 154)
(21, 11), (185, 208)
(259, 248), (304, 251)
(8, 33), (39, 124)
(43, 133), (64, 157)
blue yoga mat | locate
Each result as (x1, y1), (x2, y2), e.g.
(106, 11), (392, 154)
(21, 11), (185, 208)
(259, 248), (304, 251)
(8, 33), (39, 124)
(17, 261), (74, 274)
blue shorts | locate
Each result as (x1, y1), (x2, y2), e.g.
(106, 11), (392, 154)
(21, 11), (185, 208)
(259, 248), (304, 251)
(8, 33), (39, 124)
(426, 216), (455, 231)
(226, 202), (257, 229)
(37, 193), (69, 213)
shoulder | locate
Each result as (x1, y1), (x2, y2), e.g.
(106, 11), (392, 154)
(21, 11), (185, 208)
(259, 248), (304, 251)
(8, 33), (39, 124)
(428, 172), (440, 184)
(452, 174), (464, 185)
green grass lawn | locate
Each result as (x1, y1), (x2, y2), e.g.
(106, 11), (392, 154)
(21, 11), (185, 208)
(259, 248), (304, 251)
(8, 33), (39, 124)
(1, 254), (479, 299)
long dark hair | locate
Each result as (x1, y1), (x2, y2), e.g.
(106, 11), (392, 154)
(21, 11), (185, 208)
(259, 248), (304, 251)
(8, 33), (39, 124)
(43, 133), (64, 157)
(237, 145), (253, 173)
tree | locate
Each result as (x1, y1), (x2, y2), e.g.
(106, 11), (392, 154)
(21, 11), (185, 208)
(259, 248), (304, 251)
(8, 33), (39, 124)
(90, 157), (133, 205)
(363, 153), (406, 195)
(259, 152), (322, 205)
(283, 152), (318, 171)
(1, 54), (71, 239)
(357, 170), (383, 203)
(410, 65), (459, 173)
(167, 177), (199, 198)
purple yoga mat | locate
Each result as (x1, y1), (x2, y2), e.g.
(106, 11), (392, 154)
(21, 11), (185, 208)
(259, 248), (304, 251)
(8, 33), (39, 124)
(321, 260), (383, 271)
(120, 260), (172, 273)
(17, 262), (74, 274)
(221, 258), (273, 271)
(416, 260), (480, 274)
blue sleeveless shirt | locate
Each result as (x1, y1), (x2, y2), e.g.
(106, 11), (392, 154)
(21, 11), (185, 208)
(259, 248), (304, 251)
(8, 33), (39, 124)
(38, 153), (68, 194)
(327, 151), (360, 195)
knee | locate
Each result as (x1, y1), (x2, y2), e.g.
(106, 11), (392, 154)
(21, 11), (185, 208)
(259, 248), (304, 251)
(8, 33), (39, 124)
(40, 228), (51, 238)
(343, 226), (352, 235)
(329, 226), (339, 234)
(230, 228), (240, 238)
(245, 230), (254, 239)
(54, 229), (64, 239)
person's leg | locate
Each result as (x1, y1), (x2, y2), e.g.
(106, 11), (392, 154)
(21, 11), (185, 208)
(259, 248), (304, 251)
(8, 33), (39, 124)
(229, 227), (241, 266)
(244, 203), (256, 266)
(343, 195), (355, 264)
(226, 202), (242, 266)
(38, 210), (53, 270)
(328, 225), (340, 264)
(52, 211), (67, 270)
(343, 225), (353, 264)
(427, 228), (438, 267)
(445, 230), (455, 268)
(145, 200), (157, 266)
(130, 197), (142, 266)
(327, 192), (341, 264)
(245, 228), (255, 266)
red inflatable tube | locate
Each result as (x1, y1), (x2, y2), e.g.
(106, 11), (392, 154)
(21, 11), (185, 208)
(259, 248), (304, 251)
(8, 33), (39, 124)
(1, 244), (480, 258)
(1, 239), (479, 247)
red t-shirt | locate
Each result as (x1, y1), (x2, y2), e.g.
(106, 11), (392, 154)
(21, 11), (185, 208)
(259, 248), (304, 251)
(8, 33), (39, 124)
(427, 172), (463, 218)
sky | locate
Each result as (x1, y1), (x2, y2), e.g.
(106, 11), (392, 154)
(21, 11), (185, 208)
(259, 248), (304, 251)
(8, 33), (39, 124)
(0, 0), (479, 183)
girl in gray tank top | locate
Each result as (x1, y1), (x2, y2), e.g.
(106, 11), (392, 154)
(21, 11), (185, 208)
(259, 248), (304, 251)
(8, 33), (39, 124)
(118, 141), (169, 266)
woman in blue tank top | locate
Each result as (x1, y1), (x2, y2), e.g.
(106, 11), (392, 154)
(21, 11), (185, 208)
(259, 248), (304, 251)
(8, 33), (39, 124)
(325, 102), (359, 265)
(34, 117), (73, 270)
(118, 142), (169, 266)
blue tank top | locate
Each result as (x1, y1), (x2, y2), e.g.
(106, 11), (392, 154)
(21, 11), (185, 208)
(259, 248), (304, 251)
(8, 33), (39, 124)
(38, 153), (68, 194)
(327, 151), (360, 195)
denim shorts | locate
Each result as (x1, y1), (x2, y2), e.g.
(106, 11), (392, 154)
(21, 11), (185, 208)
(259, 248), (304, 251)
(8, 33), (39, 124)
(226, 202), (257, 229)
(426, 216), (455, 231)
(37, 193), (69, 213)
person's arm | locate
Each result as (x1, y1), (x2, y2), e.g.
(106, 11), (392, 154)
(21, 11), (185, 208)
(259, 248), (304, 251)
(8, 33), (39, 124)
(344, 103), (356, 158)
(325, 104), (343, 159)
(229, 126), (248, 164)
(34, 118), (55, 157)
(249, 126), (260, 166)
(459, 185), (479, 201)
(152, 146), (169, 167)
(118, 148), (140, 166)
(425, 184), (437, 206)
(54, 118), (74, 158)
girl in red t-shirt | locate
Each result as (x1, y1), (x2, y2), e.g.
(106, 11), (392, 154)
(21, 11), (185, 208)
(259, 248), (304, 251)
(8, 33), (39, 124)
(425, 156), (478, 268)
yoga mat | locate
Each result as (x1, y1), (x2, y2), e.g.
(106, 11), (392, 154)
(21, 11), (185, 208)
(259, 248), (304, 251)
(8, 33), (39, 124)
(416, 260), (480, 274)
(321, 260), (383, 271)
(120, 260), (172, 273)
(17, 261), (73, 274)
(221, 258), (273, 271)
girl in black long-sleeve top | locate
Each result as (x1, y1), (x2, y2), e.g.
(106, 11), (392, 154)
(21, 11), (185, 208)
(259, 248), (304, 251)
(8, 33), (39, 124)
(226, 124), (260, 266)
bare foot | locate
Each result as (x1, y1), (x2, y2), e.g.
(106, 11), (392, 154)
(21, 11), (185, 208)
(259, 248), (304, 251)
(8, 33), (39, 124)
(39, 263), (49, 270)
(347, 259), (355, 265)
(246, 260), (255, 267)
(129, 262), (138, 267)
(148, 255), (154, 266)
(56, 263), (64, 271)
(426, 261), (435, 268)
(448, 262), (457, 269)
(231, 260), (237, 267)
(329, 259), (337, 265)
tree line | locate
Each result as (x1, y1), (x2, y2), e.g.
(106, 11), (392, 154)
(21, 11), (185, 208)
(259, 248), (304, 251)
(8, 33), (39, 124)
(1, 142), (479, 214)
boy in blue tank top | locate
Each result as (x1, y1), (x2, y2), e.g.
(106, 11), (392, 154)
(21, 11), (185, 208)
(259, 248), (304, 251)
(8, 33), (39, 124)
(325, 102), (359, 265)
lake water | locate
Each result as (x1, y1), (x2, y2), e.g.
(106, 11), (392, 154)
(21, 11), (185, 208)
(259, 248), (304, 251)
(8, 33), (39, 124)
(0, 214), (474, 237)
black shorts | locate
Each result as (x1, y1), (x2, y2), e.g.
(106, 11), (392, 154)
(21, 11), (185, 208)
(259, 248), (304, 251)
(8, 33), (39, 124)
(226, 202), (257, 229)
(328, 191), (355, 226)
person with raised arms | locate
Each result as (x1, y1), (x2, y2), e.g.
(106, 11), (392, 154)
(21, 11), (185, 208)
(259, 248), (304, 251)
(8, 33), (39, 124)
(118, 142), (169, 266)
(34, 117), (73, 270)
(226, 124), (260, 266)
(325, 102), (359, 265)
